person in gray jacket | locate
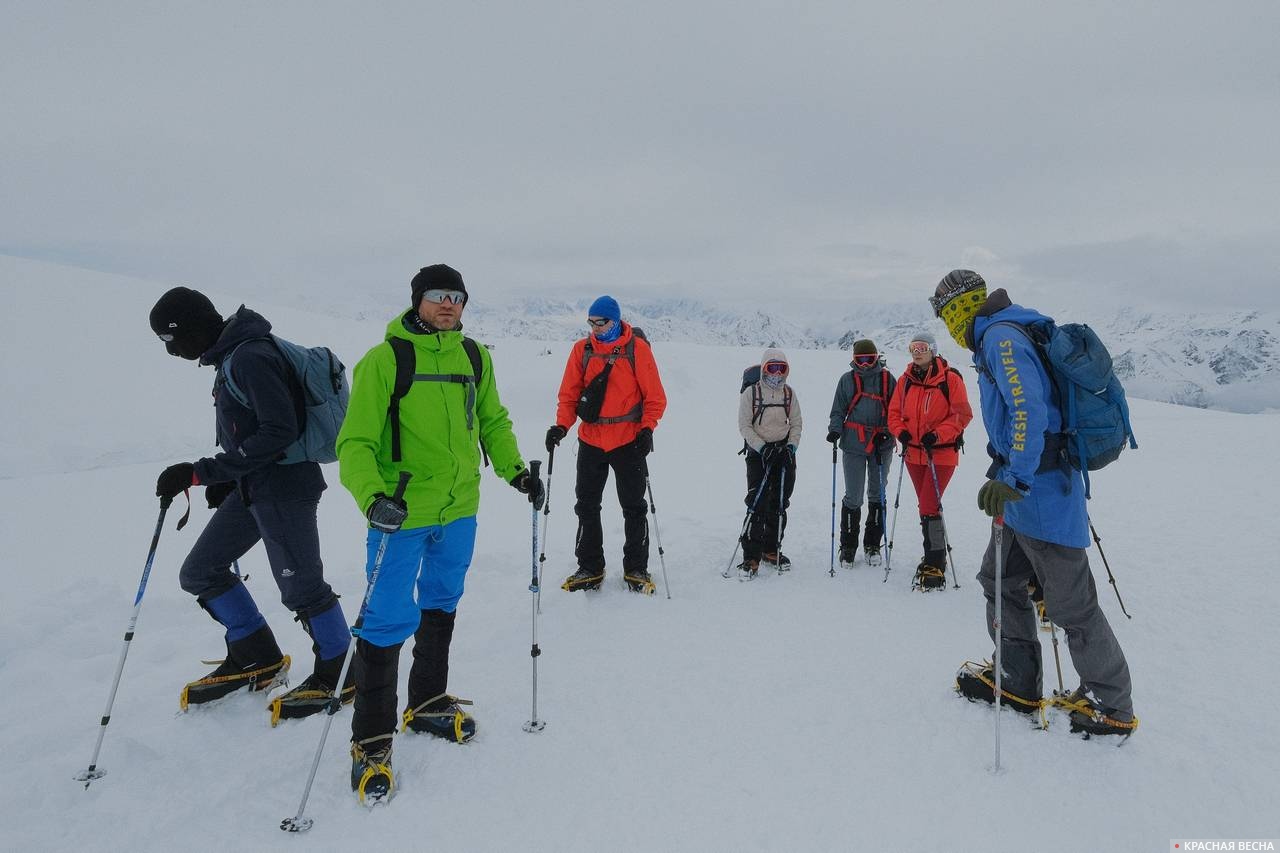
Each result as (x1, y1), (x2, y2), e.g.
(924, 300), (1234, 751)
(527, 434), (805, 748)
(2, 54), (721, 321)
(737, 348), (803, 577)
(826, 339), (897, 566)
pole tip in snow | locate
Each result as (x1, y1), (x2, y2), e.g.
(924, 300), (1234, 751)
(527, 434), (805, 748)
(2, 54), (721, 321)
(281, 816), (314, 833)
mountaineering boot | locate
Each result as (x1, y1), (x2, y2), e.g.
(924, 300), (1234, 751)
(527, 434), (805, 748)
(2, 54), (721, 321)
(1054, 687), (1139, 739)
(269, 600), (355, 725)
(955, 639), (1043, 717)
(181, 624), (289, 709)
(761, 551), (791, 571)
(403, 693), (477, 743)
(839, 505), (860, 565)
(269, 651), (355, 726)
(862, 502), (885, 565)
(913, 561), (946, 591)
(737, 557), (760, 580)
(624, 567), (656, 594)
(562, 566), (604, 591)
(350, 734), (394, 806)
(914, 515), (947, 589)
(401, 609), (476, 743)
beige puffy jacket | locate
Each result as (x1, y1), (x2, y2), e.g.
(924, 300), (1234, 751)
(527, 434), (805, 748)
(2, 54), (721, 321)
(738, 347), (803, 452)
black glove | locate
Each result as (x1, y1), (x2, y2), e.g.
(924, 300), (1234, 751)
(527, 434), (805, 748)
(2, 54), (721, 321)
(826, 430), (841, 445)
(367, 493), (409, 533)
(156, 462), (196, 499)
(874, 432), (895, 450)
(897, 430), (912, 446)
(760, 442), (784, 466)
(510, 469), (546, 511)
(205, 481), (236, 509)
(634, 427), (653, 456)
(545, 424), (568, 453)
(921, 431), (938, 448)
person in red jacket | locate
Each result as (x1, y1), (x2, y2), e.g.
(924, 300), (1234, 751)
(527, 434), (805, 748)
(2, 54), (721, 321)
(887, 331), (974, 590)
(545, 296), (667, 594)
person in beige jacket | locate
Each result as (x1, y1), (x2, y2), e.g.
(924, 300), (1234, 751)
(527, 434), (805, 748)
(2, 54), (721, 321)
(736, 348), (803, 576)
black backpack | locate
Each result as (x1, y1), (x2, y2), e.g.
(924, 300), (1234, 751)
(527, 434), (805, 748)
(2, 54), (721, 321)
(386, 336), (485, 465)
(576, 327), (649, 425)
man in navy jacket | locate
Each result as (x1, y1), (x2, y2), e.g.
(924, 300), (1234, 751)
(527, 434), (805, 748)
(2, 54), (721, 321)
(150, 286), (351, 722)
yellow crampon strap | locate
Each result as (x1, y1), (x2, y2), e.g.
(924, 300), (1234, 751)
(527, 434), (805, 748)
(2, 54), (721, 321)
(957, 660), (1048, 729)
(561, 572), (604, 591)
(401, 693), (475, 738)
(1045, 691), (1140, 732)
(179, 655), (291, 711)
(913, 566), (945, 591)
(350, 736), (394, 805)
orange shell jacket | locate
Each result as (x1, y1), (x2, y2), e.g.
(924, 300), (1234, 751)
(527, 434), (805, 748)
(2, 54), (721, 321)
(555, 323), (667, 452)
(887, 356), (974, 467)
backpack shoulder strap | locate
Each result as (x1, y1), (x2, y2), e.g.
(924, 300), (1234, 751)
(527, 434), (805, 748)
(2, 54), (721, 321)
(219, 336), (276, 408)
(387, 337), (416, 464)
(462, 336), (484, 384)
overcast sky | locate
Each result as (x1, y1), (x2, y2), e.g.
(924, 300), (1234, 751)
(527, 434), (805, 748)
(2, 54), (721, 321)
(3, 1), (1277, 316)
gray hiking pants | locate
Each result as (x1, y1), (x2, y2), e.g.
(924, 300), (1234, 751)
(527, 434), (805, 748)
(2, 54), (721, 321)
(978, 524), (1135, 718)
(841, 446), (893, 510)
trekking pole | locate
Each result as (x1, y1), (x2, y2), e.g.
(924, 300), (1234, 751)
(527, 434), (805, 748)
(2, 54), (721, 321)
(992, 517), (1004, 773)
(643, 461), (672, 599)
(829, 444), (838, 578)
(1089, 519), (1132, 619)
(280, 471), (411, 834)
(774, 460), (788, 572)
(722, 463), (772, 579)
(1048, 620), (1065, 695)
(884, 448), (906, 583)
(76, 496), (174, 788)
(925, 449), (961, 589)
(536, 446), (556, 616)
(524, 461), (547, 732)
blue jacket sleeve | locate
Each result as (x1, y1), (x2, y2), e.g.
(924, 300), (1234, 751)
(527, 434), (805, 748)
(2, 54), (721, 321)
(981, 328), (1050, 493)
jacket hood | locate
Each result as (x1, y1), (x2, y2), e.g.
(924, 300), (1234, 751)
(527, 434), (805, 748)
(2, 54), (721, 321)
(200, 306), (271, 365)
(761, 347), (788, 368)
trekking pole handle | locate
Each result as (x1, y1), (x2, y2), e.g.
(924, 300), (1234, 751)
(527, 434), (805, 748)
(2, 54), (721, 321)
(530, 459), (541, 482)
(392, 471), (411, 502)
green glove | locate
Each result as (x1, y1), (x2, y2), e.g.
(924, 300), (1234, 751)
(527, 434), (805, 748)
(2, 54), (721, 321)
(977, 480), (1024, 517)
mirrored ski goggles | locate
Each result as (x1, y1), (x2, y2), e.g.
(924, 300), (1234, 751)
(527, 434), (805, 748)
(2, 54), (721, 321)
(587, 317), (612, 328)
(763, 361), (788, 375)
(908, 341), (932, 355)
(852, 354), (878, 367)
(421, 289), (467, 305)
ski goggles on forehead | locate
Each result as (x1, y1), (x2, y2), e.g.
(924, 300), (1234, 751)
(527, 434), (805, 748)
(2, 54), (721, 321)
(908, 341), (932, 354)
(587, 317), (612, 328)
(852, 354), (878, 367)
(421, 289), (466, 305)
(763, 361), (788, 375)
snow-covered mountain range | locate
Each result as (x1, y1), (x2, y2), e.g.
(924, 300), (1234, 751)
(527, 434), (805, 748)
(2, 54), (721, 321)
(460, 296), (1280, 414)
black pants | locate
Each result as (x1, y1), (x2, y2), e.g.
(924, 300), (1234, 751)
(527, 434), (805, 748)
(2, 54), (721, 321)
(574, 438), (649, 573)
(741, 452), (796, 560)
(178, 488), (335, 615)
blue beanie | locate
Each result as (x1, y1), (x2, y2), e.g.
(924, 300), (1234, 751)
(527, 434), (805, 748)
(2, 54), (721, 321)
(588, 295), (621, 322)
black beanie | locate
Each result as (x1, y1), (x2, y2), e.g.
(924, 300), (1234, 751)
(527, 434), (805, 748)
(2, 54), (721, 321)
(149, 286), (223, 345)
(411, 264), (467, 308)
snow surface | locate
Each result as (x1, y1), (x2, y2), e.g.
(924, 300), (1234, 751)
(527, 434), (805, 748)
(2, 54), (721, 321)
(2, 259), (1277, 852)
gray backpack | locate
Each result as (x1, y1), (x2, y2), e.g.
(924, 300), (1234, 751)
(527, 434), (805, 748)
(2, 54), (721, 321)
(221, 335), (349, 464)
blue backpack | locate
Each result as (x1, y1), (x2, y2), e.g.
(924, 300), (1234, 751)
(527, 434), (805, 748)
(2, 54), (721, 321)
(221, 335), (349, 464)
(986, 320), (1137, 498)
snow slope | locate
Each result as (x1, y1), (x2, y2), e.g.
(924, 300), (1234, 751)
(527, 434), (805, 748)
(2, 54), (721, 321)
(1, 261), (1277, 852)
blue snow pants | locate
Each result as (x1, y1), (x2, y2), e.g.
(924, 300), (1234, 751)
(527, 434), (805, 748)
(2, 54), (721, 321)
(357, 516), (478, 648)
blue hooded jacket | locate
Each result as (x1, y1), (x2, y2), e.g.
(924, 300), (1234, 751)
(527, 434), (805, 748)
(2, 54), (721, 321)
(972, 301), (1089, 548)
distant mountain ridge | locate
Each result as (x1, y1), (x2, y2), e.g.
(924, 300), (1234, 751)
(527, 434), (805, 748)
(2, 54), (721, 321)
(463, 297), (1280, 414)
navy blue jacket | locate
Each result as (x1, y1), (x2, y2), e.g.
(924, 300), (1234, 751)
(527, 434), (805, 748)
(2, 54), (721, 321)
(193, 306), (325, 501)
